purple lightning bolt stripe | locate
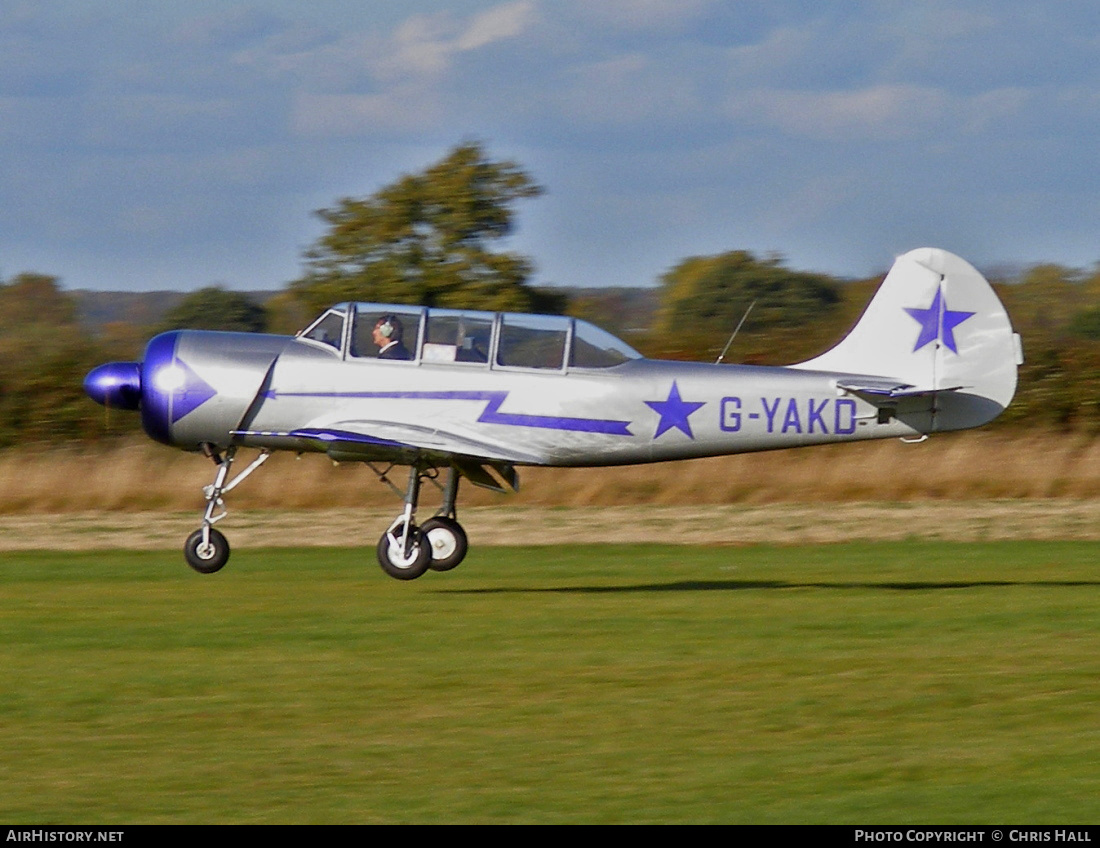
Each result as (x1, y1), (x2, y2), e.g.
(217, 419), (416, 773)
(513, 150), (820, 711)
(264, 389), (633, 436)
(288, 428), (409, 448)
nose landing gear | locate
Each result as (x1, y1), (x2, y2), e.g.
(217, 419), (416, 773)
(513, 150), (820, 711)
(183, 445), (269, 575)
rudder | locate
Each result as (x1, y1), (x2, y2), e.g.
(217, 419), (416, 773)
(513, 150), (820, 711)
(792, 248), (1021, 429)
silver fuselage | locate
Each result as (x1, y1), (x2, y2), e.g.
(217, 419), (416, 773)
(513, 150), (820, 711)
(80, 249), (1021, 580)
(87, 253), (1019, 473)
(170, 331), (993, 467)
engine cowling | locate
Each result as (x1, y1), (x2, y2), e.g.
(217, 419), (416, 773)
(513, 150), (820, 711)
(85, 330), (291, 449)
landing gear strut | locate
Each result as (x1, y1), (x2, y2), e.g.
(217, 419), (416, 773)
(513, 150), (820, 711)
(183, 445), (269, 574)
(371, 463), (469, 580)
(421, 467), (468, 572)
(181, 447), (469, 581)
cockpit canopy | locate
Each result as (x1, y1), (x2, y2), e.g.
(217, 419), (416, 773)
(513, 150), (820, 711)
(297, 303), (643, 370)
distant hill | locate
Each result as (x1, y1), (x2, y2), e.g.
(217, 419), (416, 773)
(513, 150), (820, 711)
(69, 287), (660, 334)
(70, 290), (278, 329)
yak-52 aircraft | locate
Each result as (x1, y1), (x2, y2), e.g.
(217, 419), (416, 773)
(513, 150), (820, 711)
(85, 248), (1022, 580)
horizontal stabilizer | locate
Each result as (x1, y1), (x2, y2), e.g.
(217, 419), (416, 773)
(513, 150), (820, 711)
(835, 378), (965, 403)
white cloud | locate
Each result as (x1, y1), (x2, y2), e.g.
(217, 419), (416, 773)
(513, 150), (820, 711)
(553, 52), (702, 127)
(565, 0), (716, 32)
(170, 7), (283, 50)
(722, 25), (821, 85)
(377, 1), (537, 80)
(386, 14), (457, 78)
(728, 85), (951, 141)
(7, 1), (1100, 291)
(458, 0), (537, 50)
(274, 1), (540, 137)
(962, 87), (1033, 134)
(724, 82), (1037, 143)
(292, 89), (441, 137)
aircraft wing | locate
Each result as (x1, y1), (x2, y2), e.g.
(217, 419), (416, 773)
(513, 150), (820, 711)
(231, 419), (540, 492)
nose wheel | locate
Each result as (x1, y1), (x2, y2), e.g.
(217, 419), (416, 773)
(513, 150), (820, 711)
(184, 527), (230, 574)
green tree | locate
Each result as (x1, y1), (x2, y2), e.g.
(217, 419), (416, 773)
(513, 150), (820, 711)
(0, 272), (79, 325)
(158, 286), (267, 333)
(653, 250), (842, 360)
(996, 263), (1086, 336)
(0, 273), (130, 445)
(289, 142), (548, 314)
(1068, 306), (1100, 340)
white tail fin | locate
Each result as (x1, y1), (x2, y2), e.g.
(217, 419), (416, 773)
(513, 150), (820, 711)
(792, 248), (1021, 430)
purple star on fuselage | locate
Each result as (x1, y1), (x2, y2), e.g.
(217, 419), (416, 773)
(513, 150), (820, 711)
(903, 286), (975, 354)
(645, 381), (705, 439)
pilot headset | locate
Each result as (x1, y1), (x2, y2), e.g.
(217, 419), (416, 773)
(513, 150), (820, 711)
(377, 315), (397, 338)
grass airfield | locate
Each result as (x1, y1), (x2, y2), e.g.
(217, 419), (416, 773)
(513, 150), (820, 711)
(2, 541), (1099, 824)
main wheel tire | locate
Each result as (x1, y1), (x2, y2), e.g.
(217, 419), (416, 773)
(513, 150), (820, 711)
(377, 523), (432, 580)
(184, 527), (230, 574)
(420, 517), (468, 572)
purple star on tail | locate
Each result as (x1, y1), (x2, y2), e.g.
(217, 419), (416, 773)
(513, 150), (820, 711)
(904, 286), (975, 354)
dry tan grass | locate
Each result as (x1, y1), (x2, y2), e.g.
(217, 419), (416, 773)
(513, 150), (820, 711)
(2, 432), (1100, 550)
(5, 430), (1100, 514)
(3, 500), (1100, 551)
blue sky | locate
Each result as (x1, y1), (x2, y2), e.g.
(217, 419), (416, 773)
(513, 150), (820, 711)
(3, 0), (1099, 292)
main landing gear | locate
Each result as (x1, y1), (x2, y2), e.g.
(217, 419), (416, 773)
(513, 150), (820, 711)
(371, 463), (468, 580)
(182, 446), (469, 581)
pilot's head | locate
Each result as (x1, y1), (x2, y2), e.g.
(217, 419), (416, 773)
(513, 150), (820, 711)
(372, 314), (403, 348)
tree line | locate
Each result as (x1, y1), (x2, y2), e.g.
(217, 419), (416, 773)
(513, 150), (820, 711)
(6, 141), (1100, 447)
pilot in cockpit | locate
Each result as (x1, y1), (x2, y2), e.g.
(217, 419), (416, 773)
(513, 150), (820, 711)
(372, 314), (412, 360)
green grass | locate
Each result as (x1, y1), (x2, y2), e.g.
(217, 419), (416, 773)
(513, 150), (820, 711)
(1, 542), (1098, 823)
